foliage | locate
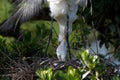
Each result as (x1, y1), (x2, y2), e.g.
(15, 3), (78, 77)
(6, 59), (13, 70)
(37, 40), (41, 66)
(36, 50), (115, 80)
(0, 0), (12, 21)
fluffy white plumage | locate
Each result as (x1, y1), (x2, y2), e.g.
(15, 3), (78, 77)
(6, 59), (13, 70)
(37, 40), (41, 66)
(86, 30), (120, 65)
(47, 0), (84, 61)
(47, 0), (68, 18)
(87, 40), (120, 65)
(56, 39), (67, 61)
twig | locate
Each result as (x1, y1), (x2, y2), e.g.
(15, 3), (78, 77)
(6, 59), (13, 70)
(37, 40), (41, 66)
(44, 17), (53, 57)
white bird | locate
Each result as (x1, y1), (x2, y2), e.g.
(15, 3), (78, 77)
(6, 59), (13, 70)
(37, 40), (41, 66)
(0, 0), (88, 61)
(47, 0), (69, 61)
(47, 0), (88, 61)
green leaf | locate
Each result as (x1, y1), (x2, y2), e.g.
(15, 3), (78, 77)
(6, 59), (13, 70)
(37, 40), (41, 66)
(36, 68), (53, 80)
(82, 70), (91, 79)
(53, 71), (67, 80)
(67, 66), (76, 80)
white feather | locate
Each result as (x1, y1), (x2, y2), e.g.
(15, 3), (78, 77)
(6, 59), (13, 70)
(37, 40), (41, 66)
(47, 0), (68, 18)
(86, 30), (120, 65)
(56, 39), (67, 61)
(47, 0), (81, 61)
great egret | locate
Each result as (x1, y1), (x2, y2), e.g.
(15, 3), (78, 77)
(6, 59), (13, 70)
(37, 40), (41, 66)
(0, 0), (87, 61)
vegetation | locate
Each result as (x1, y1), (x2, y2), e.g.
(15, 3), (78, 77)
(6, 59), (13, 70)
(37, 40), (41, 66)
(0, 0), (120, 80)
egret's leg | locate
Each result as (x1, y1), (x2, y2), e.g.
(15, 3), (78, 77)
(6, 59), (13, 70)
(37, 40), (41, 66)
(67, 11), (78, 60)
(56, 13), (77, 61)
(57, 16), (67, 43)
(56, 16), (68, 61)
(44, 18), (53, 57)
(66, 15), (71, 60)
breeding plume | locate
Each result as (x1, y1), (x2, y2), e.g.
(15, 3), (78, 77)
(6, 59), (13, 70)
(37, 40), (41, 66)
(0, 0), (87, 61)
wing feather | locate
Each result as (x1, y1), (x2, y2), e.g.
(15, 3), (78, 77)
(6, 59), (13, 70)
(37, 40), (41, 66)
(0, 0), (44, 36)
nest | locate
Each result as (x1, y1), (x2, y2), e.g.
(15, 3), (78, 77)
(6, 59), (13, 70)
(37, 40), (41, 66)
(0, 55), (120, 80)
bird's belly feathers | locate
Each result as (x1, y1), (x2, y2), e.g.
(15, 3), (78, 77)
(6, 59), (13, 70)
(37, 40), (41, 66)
(48, 0), (68, 18)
